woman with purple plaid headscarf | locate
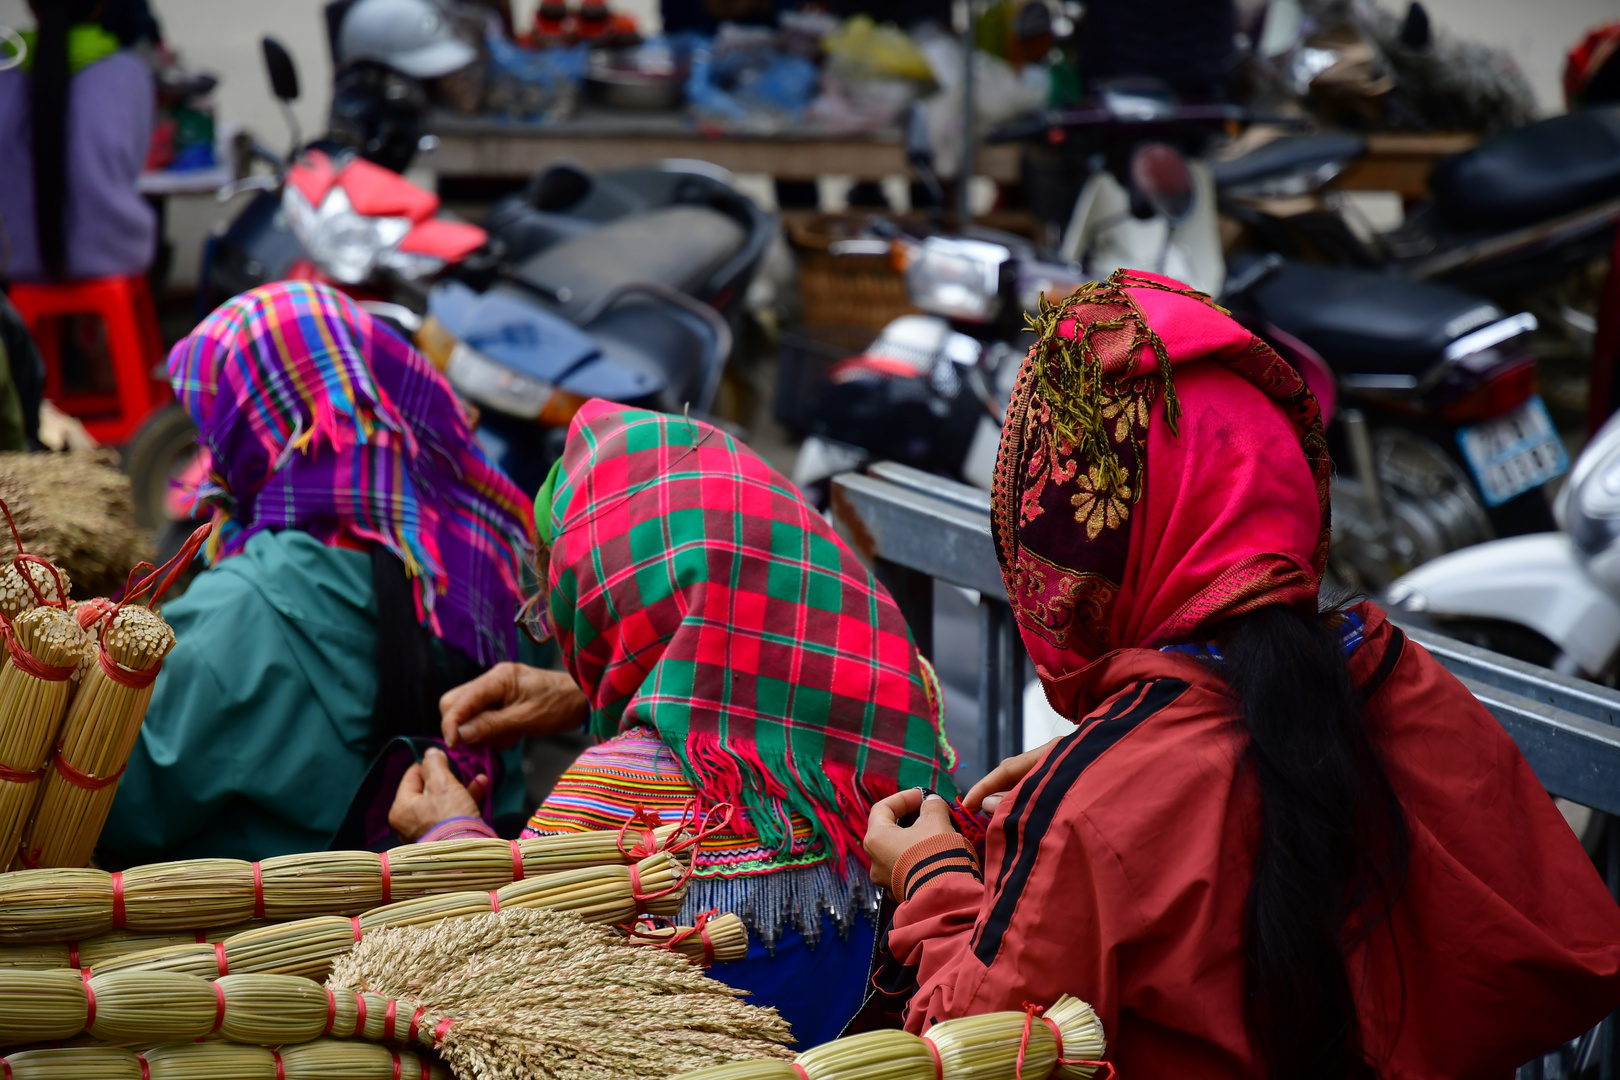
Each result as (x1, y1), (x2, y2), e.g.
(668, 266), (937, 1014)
(100, 282), (535, 865)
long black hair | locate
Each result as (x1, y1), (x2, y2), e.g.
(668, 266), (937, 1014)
(1216, 602), (1410, 1080)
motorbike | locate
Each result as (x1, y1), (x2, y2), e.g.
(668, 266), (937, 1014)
(790, 94), (1563, 593)
(1385, 407), (1620, 682)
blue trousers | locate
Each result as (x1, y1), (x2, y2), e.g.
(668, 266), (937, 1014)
(706, 913), (877, 1048)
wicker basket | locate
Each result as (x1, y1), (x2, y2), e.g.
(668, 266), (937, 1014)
(787, 215), (919, 333)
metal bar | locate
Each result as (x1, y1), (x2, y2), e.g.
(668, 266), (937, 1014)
(999, 603), (1025, 762)
(875, 557), (935, 660)
(1401, 623), (1620, 727)
(1456, 676), (1620, 817)
(978, 598), (1003, 779)
(831, 472), (1006, 599)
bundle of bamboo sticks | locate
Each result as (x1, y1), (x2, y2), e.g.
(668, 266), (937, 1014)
(83, 850), (695, 982)
(0, 825), (688, 943)
(675, 996), (1108, 1080)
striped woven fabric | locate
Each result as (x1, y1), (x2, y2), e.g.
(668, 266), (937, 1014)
(522, 727), (826, 878)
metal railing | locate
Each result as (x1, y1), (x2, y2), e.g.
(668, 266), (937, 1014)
(831, 462), (1620, 1079)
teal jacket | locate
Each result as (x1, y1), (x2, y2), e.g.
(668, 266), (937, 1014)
(102, 530), (522, 862)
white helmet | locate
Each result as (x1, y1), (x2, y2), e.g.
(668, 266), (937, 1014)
(339, 0), (477, 79)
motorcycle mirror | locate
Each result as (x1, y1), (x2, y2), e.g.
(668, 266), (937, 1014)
(1129, 142), (1195, 224)
(262, 37), (300, 103)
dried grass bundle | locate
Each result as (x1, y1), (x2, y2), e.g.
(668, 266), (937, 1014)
(0, 1045), (143, 1080)
(624, 913), (749, 965)
(0, 451), (154, 601)
(673, 1064), (801, 1080)
(222, 918), (363, 981)
(19, 604), (177, 869)
(0, 604), (91, 869)
(925, 1012), (1058, 1080)
(516, 822), (688, 874)
(139, 1040), (279, 1080)
(121, 859), (258, 930)
(387, 837), (526, 899)
(0, 868), (111, 941)
(86, 970), (223, 1043)
(259, 851), (384, 919)
(1045, 996), (1105, 1080)
(217, 973), (337, 1046)
(90, 942), (228, 979)
(795, 1030), (937, 1080)
(0, 560), (71, 620)
(0, 969), (87, 1044)
(78, 925), (259, 969)
(0, 941), (72, 969)
(275, 1039), (449, 1080)
(326, 907), (794, 1080)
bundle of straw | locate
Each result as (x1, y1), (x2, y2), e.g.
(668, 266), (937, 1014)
(0, 823), (692, 943)
(0, 1042), (451, 1080)
(274, 1039), (450, 1080)
(676, 997), (1109, 1080)
(623, 912), (749, 965)
(18, 605), (176, 869)
(0, 869), (112, 941)
(0, 926), (259, 971)
(0, 1046), (144, 1080)
(0, 969), (87, 1043)
(0, 968), (440, 1048)
(0, 450), (155, 601)
(0, 559), (70, 620)
(0, 598), (92, 868)
(666, 1065), (801, 1080)
(326, 906), (794, 1080)
(795, 1030), (939, 1080)
(137, 1041), (280, 1080)
(17, 526), (209, 870)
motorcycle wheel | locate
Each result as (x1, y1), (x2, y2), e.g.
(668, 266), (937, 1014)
(122, 403), (200, 533)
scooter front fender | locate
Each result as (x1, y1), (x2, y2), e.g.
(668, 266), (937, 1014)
(1386, 533), (1620, 676)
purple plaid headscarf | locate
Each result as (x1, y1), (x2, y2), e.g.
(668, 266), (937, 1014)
(168, 282), (534, 664)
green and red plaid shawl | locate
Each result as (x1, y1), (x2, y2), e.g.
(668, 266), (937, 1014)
(544, 401), (957, 863)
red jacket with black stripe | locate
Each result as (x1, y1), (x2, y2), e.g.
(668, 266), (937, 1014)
(886, 604), (1620, 1077)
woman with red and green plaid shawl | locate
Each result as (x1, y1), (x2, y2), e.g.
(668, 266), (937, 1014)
(390, 399), (960, 1046)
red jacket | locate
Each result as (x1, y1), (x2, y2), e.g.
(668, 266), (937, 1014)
(887, 604), (1620, 1077)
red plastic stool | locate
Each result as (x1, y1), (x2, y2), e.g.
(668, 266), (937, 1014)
(7, 274), (169, 445)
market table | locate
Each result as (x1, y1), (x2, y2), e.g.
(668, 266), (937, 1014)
(426, 108), (1023, 183)
(427, 112), (1477, 198)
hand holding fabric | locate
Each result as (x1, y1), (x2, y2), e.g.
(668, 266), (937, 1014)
(439, 662), (589, 749)
(388, 748), (490, 841)
(864, 788), (959, 893)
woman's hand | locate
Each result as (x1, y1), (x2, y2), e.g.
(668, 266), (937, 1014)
(439, 662), (590, 749)
(963, 737), (1063, 815)
(865, 788), (958, 892)
(388, 748), (490, 842)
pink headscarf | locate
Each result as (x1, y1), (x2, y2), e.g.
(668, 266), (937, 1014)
(992, 270), (1331, 699)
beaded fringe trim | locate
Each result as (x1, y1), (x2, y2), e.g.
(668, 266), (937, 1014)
(678, 855), (882, 951)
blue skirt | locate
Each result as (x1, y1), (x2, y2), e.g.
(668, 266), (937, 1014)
(706, 913), (877, 1048)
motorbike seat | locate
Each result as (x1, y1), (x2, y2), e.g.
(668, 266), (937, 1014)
(1429, 106), (1620, 230)
(1248, 261), (1502, 378)
(1212, 133), (1367, 192)
(514, 205), (747, 316)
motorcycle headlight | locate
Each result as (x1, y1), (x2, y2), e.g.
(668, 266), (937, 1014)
(901, 237), (1010, 323)
(283, 184), (412, 285)
(446, 341), (557, 420)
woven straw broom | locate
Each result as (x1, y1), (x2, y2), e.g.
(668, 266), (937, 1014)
(623, 912), (749, 966)
(0, 925), (261, 971)
(0, 541), (91, 869)
(88, 851), (695, 982)
(0, 824), (690, 943)
(17, 527), (210, 869)
(0, 1042), (452, 1080)
(676, 997), (1109, 1080)
(326, 906), (794, 1080)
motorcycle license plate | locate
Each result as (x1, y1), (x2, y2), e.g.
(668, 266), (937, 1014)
(1455, 395), (1568, 507)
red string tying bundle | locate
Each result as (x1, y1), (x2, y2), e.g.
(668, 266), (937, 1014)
(620, 801), (732, 905)
(110, 872), (125, 929)
(432, 1016), (455, 1046)
(79, 968), (95, 1031)
(252, 861), (265, 920)
(408, 1006), (426, 1044)
(213, 941), (228, 977)
(509, 838), (524, 881)
(323, 987), (336, 1036)
(354, 992), (368, 1035)
(136, 1053), (149, 1080)
(1016, 1003), (1115, 1080)
(51, 743), (124, 791)
(922, 1035), (944, 1080)
(621, 910), (719, 966)
(379, 851), (392, 904)
(271, 1050), (284, 1080)
(209, 981), (226, 1034)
